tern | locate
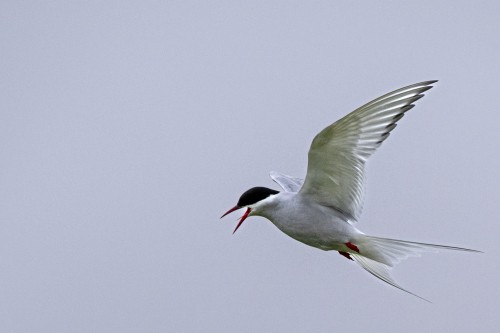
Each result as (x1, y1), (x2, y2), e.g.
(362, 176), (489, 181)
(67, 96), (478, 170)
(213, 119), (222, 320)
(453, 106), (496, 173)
(221, 81), (479, 300)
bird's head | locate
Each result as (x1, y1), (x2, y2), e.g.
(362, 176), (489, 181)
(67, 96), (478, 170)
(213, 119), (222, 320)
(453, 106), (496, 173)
(220, 187), (279, 233)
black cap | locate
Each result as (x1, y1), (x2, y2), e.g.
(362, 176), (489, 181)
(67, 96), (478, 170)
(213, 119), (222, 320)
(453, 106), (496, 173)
(237, 187), (279, 207)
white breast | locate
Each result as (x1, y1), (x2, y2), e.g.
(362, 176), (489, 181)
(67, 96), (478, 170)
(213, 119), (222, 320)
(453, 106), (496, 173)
(253, 192), (363, 250)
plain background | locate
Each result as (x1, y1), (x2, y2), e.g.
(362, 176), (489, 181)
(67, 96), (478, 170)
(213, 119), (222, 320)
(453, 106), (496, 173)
(1, 1), (499, 332)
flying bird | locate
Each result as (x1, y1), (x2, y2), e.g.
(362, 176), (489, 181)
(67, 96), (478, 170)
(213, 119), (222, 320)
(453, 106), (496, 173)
(221, 81), (479, 300)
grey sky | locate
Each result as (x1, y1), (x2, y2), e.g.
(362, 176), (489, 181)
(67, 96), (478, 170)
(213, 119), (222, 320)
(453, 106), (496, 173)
(1, 1), (499, 332)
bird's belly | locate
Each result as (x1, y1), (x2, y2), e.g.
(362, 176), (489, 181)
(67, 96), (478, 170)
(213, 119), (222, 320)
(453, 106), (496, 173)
(266, 207), (358, 251)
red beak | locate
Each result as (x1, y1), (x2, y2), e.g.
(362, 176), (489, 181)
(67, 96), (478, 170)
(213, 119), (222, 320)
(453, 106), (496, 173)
(220, 205), (241, 219)
(232, 207), (251, 234)
(220, 206), (252, 234)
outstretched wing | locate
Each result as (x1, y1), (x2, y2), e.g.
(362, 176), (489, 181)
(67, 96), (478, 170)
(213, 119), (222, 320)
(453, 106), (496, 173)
(299, 81), (437, 221)
(270, 171), (304, 192)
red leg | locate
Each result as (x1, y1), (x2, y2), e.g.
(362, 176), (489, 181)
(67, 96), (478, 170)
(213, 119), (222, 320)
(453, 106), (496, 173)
(338, 251), (353, 260)
(345, 242), (360, 253)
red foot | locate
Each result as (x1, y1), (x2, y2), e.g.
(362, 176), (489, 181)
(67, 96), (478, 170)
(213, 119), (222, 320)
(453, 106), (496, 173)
(345, 242), (360, 253)
(338, 251), (353, 261)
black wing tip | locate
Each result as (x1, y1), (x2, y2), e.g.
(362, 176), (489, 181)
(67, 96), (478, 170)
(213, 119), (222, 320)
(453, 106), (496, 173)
(403, 80), (439, 92)
(417, 80), (438, 87)
(400, 104), (415, 113)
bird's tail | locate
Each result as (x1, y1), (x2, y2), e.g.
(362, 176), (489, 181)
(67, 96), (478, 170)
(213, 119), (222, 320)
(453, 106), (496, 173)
(350, 236), (480, 301)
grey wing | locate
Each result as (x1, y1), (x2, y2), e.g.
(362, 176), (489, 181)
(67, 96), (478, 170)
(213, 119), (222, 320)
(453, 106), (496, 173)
(270, 171), (304, 192)
(298, 81), (437, 221)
